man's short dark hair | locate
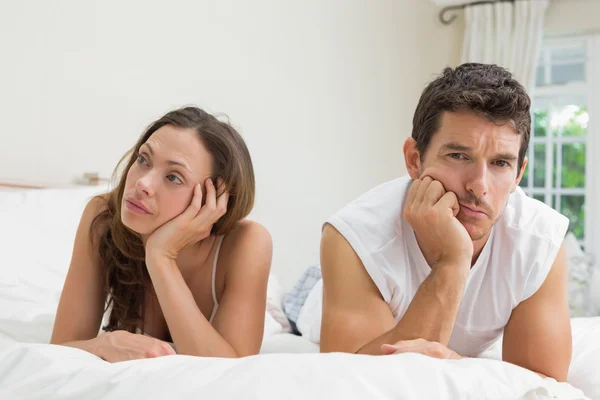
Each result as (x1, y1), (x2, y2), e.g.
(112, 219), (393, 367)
(412, 63), (531, 170)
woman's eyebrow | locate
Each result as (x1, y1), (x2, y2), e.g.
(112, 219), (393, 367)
(141, 143), (193, 173)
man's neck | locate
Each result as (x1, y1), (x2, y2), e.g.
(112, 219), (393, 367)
(470, 230), (492, 267)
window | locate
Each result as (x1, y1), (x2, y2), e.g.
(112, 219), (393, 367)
(519, 35), (599, 258)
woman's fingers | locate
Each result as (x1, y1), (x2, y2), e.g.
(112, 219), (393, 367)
(182, 183), (203, 220)
(215, 178), (229, 218)
(204, 178), (217, 213)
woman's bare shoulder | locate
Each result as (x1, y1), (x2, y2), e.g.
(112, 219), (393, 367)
(219, 220), (272, 277)
(223, 220), (272, 248)
(81, 192), (113, 236)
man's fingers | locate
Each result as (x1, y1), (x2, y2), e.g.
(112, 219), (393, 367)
(382, 339), (427, 354)
(381, 344), (398, 355)
(424, 180), (446, 206)
(413, 176), (433, 206)
(435, 191), (460, 217)
(406, 179), (421, 207)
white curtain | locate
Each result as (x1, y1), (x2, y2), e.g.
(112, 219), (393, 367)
(461, 0), (549, 93)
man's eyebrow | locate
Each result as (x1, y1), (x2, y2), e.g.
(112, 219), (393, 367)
(440, 141), (471, 152)
(494, 153), (518, 161)
(440, 141), (518, 161)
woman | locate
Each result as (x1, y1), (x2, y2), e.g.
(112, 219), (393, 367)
(51, 106), (272, 361)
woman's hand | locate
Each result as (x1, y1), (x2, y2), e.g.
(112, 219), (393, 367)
(95, 330), (176, 362)
(145, 178), (229, 261)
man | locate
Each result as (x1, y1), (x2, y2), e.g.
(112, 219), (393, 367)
(319, 63), (572, 381)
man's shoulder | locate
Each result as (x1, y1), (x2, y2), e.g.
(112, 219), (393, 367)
(499, 188), (569, 247)
(326, 176), (411, 249)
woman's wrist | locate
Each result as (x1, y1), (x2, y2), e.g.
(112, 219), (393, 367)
(145, 251), (178, 271)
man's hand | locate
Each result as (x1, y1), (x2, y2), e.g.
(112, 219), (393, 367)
(381, 338), (462, 359)
(403, 176), (473, 268)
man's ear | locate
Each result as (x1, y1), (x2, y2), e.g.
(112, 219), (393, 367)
(512, 156), (528, 193)
(404, 138), (421, 179)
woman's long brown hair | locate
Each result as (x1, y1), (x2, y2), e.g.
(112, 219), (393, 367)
(91, 106), (255, 333)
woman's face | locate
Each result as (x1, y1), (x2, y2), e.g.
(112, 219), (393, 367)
(121, 125), (213, 237)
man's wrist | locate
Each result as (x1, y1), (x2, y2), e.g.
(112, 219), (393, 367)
(434, 257), (471, 277)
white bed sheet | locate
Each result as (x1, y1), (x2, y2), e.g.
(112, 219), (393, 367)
(0, 187), (598, 399)
(0, 332), (589, 400)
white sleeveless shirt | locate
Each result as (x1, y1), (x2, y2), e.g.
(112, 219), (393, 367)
(325, 175), (569, 357)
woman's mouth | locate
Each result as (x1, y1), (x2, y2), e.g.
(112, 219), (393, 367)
(125, 198), (152, 215)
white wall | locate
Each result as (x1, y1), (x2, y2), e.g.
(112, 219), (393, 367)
(0, 0), (462, 288)
(545, 0), (600, 36)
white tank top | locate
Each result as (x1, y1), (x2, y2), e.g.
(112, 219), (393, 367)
(325, 175), (569, 357)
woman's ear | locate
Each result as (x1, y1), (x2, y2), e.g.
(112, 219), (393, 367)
(404, 138), (421, 179)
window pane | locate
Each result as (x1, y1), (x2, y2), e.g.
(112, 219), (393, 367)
(550, 45), (586, 64)
(552, 105), (588, 137)
(533, 143), (546, 187)
(533, 193), (545, 203)
(551, 63), (585, 85)
(562, 143), (586, 188)
(536, 65), (545, 86)
(563, 107), (588, 137)
(561, 195), (585, 240)
(533, 109), (548, 137)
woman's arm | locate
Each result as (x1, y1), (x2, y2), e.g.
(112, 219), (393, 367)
(50, 197), (107, 351)
(51, 197), (177, 362)
(146, 220), (272, 358)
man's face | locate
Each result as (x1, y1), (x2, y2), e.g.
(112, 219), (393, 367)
(408, 110), (527, 242)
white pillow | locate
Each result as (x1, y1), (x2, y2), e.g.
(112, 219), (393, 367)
(564, 232), (596, 317)
(0, 186), (109, 342)
(568, 317), (600, 399)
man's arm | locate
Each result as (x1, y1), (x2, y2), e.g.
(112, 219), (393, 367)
(320, 223), (470, 355)
(502, 243), (572, 381)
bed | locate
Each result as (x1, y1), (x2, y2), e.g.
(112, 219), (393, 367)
(0, 183), (598, 399)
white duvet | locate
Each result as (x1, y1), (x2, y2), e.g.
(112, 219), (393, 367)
(0, 332), (591, 400)
(0, 187), (599, 399)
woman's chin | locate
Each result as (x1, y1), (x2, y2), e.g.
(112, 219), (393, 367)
(121, 214), (152, 236)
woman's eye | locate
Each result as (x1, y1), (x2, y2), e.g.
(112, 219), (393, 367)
(167, 175), (182, 184)
(137, 154), (148, 165)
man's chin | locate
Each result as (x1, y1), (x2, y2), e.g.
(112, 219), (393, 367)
(459, 220), (490, 242)
(463, 224), (490, 242)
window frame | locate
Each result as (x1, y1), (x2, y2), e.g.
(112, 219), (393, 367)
(525, 34), (599, 261)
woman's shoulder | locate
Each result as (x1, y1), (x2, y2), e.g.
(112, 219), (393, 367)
(219, 220), (273, 274)
(225, 220), (271, 243)
(80, 192), (113, 237)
